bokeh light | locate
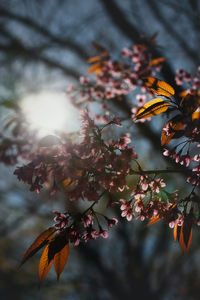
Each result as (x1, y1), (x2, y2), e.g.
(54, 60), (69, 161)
(20, 91), (80, 136)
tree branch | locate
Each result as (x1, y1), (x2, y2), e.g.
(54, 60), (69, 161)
(0, 6), (88, 61)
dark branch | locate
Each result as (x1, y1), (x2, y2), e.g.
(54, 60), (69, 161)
(0, 6), (88, 61)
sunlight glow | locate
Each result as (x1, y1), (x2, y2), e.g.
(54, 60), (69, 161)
(21, 91), (80, 136)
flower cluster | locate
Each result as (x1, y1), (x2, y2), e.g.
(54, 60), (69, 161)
(14, 111), (137, 201)
(68, 42), (164, 122)
(163, 67), (200, 187)
(52, 207), (118, 246)
(119, 174), (175, 223)
(5, 41), (200, 279)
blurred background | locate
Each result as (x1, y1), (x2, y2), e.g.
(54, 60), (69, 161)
(0, 0), (200, 299)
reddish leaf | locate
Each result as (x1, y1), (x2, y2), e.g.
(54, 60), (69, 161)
(38, 244), (53, 285)
(53, 243), (69, 280)
(21, 227), (56, 266)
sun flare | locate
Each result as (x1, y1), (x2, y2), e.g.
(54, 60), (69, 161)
(21, 91), (79, 136)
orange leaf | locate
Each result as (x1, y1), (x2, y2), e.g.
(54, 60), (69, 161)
(63, 170), (84, 191)
(180, 93), (200, 115)
(182, 220), (193, 252)
(38, 244), (53, 285)
(48, 234), (68, 263)
(161, 120), (184, 146)
(92, 41), (108, 56)
(150, 57), (165, 66)
(63, 177), (74, 191)
(143, 77), (175, 97)
(161, 130), (174, 146)
(147, 216), (161, 227)
(173, 223), (178, 242)
(192, 110), (200, 120)
(87, 62), (102, 74)
(136, 98), (170, 119)
(179, 90), (189, 98)
(186, 228), (192, 252)
(87, 56), (101, 63)
(87, 42), (109, 74)
(179, 226), (186, 253)
(21, 227), (56, 266)
(54, 243), (69, 280)
(179, 90), (200, 97)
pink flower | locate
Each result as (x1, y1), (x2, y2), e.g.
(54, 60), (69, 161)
(69, 229), (81, 246)
(193, 155), (200, 162)
(149, 178), (166, 193)
(80, 76), (90, 85)
(121, 48), (131, 57)
(105, 217), (118, 227)
(163, 149), (170, 156)
(81, 214), (93, 228)
(120, 199), (134, 221)
(98, 227), (108, 238)
(82, 225), (97, 242)
(52, 210), (69, 233)
(136, 94), (146, 107)
(131, 188), (145, 199)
